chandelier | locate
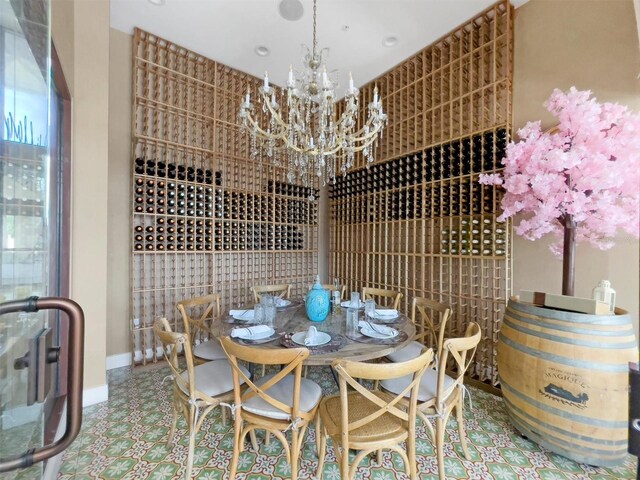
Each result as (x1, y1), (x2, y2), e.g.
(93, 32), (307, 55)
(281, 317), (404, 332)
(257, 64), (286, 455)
(239, 0), (387, 200)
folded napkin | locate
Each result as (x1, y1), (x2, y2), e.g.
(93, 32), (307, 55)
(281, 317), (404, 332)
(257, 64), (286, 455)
(229, 309), (254, 320)
(375, 308), (398, 317)
(341, 300), (363, 308)
(304, 326), (319, 346)
(230, 325), (272, 339)
(358, 321), (397, 338)
(274, 297), (289, 307)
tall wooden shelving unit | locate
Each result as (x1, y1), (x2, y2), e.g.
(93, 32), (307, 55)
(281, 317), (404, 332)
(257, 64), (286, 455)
(330, 1), (513, 387)
(130, 29), (319, 365)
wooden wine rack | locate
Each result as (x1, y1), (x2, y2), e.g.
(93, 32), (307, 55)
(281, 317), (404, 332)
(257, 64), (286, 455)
(130, 29), (319, 365)
(330, 1), (513, 387)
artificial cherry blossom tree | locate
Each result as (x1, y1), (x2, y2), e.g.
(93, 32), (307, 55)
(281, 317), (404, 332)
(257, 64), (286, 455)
(480, 88), (640, 296)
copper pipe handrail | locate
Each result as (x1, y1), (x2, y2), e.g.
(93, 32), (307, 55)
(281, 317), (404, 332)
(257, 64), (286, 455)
(0, 297), (84, 472)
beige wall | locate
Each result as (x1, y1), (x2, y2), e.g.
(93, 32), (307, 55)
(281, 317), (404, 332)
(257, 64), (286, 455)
(107, 29), (133, 356)
(513, 0), (640, 333)
(52, 0), (111, 390)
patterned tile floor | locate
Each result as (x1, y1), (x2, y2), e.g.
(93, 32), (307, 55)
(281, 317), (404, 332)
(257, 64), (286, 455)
(56, 364), (637, 480)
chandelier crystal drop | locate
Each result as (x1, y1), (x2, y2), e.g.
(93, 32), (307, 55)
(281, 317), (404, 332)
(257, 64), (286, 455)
(239, 0), (387, 200)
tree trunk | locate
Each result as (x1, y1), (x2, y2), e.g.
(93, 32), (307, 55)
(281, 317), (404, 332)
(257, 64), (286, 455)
(562, 214), (576, 296)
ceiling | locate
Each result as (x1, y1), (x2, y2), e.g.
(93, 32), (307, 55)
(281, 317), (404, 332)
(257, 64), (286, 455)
(111, 0), (529, 90)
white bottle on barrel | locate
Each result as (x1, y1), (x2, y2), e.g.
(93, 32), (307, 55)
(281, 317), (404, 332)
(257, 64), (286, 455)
(592, 280), (616, 314)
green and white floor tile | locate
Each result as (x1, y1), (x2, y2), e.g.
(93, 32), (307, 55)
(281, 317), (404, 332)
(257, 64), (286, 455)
(57, 365), (637, 479)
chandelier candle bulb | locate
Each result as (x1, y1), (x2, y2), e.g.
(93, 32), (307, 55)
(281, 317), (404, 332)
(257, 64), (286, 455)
(263, 71), (269, 90)
(322, 67), (330, 88)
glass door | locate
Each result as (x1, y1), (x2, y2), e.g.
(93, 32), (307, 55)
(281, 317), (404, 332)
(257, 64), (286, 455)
(0, 0), (71, 477)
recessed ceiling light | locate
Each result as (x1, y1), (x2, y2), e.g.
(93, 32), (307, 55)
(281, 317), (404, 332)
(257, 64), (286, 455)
(254, 46), (270, 57)
(382, 36), (399, 48)
(147, 0), (165, 6)
(278, 0), (304, 21)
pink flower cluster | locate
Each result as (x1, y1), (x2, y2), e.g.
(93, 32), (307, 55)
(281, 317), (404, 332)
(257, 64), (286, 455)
(480, 87), (640, 257)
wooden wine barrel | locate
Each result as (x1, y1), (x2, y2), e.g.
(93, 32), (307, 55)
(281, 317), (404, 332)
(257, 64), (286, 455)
(498, 297), (638, 467)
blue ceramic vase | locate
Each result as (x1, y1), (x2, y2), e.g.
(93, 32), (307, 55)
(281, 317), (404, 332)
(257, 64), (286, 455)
(306, 276), (330, 322)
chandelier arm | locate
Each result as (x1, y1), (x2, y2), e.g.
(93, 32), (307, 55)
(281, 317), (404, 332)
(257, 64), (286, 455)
(347, 128), (386, 144)
(243, 113), (288, 141)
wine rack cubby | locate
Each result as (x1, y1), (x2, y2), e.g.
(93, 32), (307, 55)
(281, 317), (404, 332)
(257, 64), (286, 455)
(130, 30), (319, 365)
(330, 1), (513, 387)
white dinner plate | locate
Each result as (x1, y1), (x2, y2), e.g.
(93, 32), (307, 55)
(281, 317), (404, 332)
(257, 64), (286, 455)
(232, 310), (255, 322)
(233, 326), (275, 340)
(291, 331), (331, 347)
(275, 299), (292, 308)
(373, 309), (399, 320)
(341, 300), (364, 309)
(360, 325), (398, 339)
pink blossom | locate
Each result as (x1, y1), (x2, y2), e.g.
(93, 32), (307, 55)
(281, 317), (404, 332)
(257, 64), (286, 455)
(478, 173), (503, 185)
(487, 88), (640, 257)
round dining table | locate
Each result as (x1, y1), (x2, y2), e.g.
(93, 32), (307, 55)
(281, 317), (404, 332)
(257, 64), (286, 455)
(213, 300), (416, 366)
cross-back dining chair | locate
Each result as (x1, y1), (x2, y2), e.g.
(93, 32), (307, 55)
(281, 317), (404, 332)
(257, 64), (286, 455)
(153, 318), (249, 479)
(362, 287), (403, 309)
(177, 293), (225, 364)
(251, 284), (292, 303)
(316, 283), (347, 300)
(316, 348), (434, 480)
(220, 337), (322, 480)
(386, 297), (451, 363)
(381, 322), (482, 480)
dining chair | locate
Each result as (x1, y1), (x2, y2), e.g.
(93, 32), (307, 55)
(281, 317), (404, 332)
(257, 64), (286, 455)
(316, 348), (434, 480)
(380, 322), (482, 480)
(362, 287), (403, 309)
(220, 337), (322, 480)
(177, 293), (225, 364)
(251, 283), (292, 303)
(316, 283), (347, 300)
(386, 297), (451, 363)
(153, 318), (250, 479)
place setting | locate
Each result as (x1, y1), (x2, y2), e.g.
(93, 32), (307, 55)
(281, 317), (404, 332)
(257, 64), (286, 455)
(281, 325), (346, 354)
(346, 319), (408, 345)
(368, 308), (404, 324)
(229, 324), (283, 345)
(226, 308), (255, 323)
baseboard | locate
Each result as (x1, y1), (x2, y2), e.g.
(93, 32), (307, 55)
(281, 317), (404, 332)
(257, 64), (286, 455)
(83, 384), (108, 407)
(106, 352), (131, 370)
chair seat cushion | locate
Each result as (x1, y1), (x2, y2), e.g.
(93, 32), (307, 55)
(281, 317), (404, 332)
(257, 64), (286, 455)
(179, 360), (249, 398)
(385, 340), (424, 363)
(319, 391), (407, 443)
(193, 340), (227, 361)
(243, 373), (322, 420)
(380, 368), (455, 402)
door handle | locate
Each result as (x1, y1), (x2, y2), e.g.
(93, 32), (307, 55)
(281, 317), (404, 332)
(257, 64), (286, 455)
(0, 296), (84, 472)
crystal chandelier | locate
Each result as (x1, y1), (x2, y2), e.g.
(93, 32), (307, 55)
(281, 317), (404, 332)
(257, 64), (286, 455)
(239, 0), (387, 200)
